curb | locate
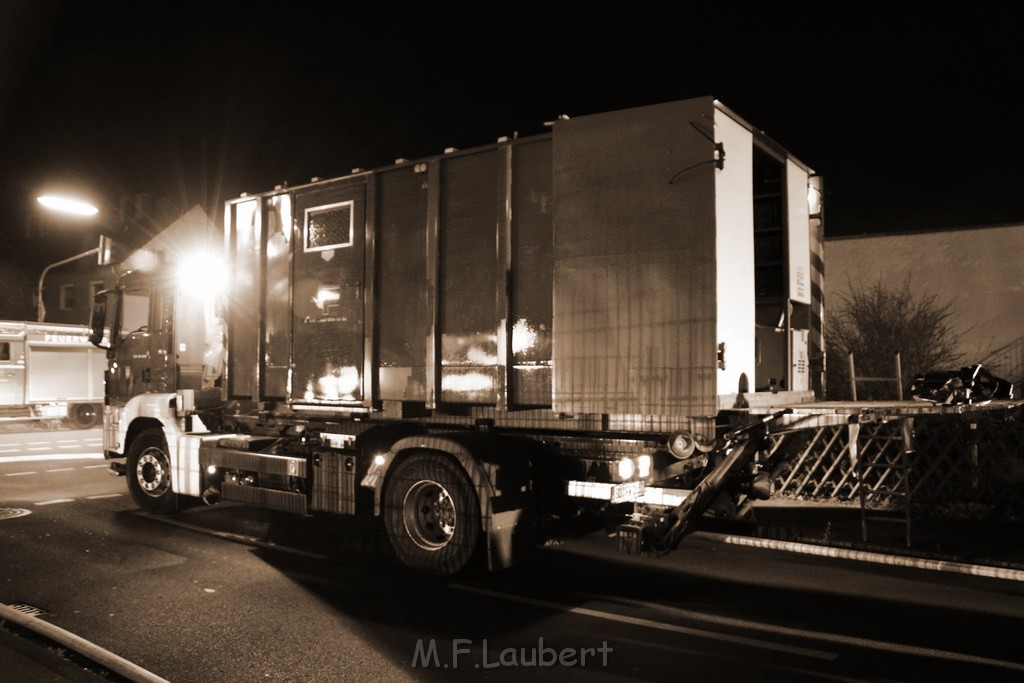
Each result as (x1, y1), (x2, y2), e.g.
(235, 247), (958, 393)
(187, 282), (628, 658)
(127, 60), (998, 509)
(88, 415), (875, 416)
(0, 603), (169, 683)
(694, 531), (1024, 582)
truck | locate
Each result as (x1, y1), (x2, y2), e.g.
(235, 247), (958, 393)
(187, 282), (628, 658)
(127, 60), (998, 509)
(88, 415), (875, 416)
(89, 97), (829, 574)
(0, 320), (105, 429)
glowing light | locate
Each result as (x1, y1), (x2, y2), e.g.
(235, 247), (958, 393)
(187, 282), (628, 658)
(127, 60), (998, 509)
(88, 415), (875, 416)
(512, 318), (537, 355)
(206, 465), (217, 475)
(441, 372), (494, 393)
(465, 346), (498, 365)
(315, 365), (360, 400)
(373, 454), (386, 466)
(637, 455), (651, 478)
(617, 458), (635, 480)
(313, 286), (340, 312)
(37, 195), (98, 217)
(177, 252), (227, 295)
(120, 248), (160, 274)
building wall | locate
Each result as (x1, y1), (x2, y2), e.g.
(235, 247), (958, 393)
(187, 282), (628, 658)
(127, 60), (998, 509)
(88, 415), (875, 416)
(825, 223), (1024, 378)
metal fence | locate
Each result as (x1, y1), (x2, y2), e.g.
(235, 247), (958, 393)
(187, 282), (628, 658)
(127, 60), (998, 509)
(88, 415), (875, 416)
(768, 405), (1024, 522)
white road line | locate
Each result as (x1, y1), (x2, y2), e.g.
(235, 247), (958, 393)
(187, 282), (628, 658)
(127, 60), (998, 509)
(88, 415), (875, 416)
(82, 464), (110, 469)
(0, 453), (104, 463)
(25, 446), (51, 451)
(576, 591), (1024, 671)
(35, 498), (75, 506)
(46, 468), (75, 473)
(460, 585), (1024, 674)
(86, 493), (123, 499)
(5, 471), (38, 476)
(451, 584), (836, 661)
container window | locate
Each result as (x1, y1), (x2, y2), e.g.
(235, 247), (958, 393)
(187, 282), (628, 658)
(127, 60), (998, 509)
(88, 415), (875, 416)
(304, 201), (353, 251)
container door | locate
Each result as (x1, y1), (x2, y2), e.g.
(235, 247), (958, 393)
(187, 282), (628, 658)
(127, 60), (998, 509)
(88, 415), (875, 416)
(291, 181), (366, 407)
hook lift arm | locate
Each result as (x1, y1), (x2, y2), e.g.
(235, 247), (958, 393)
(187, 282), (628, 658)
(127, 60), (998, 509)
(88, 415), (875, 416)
(617, 409), (792, 556)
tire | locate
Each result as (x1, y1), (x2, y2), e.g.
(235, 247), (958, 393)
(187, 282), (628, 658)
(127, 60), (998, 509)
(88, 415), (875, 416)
(383, 452), (480, 575)
(67, 402), (101, 430)
(126, 428), (178, 514)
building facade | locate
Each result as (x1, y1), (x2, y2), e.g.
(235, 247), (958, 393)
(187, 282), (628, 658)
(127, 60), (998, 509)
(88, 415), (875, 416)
(825, 222), (1024, 385)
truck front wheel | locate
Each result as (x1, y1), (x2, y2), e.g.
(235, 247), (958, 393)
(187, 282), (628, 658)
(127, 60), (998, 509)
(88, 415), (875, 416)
(126, 428), (178, 514)
(384, 453), (480, 575)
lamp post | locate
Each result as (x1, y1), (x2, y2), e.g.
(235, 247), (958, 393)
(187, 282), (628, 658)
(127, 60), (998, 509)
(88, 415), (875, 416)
(36, 247), (101, 322)
(35, 194), (101, 322)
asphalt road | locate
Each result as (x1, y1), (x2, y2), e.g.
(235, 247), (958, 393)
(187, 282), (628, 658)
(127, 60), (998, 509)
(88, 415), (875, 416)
(3, 431), (1024, 681)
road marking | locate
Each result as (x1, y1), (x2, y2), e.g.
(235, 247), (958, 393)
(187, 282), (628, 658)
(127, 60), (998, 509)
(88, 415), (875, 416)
(0, 453), (103, 463)
(83, 464), (110, 469)
(86, 493), (123, 499)
(5, 471), (38, 476)
(35, 499), (75, 506)
(45, 468), (75, 473)
(25, 446), (51, 451)
(537, 587), (1024, 674)
(451, 584), (837, 661)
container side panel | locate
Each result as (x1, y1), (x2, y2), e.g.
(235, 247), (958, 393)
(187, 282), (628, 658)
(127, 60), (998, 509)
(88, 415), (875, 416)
(291, 182), (367, 406)
(228, 199), (260, 399)
(263, 194), (293, 399)
(377, 167), (430, 401)
(552, 98), (718, 417)
(510, 138), (553, 406)
(714, 112), (756, 397)
(439, 150), (500, 404)
(786, 161), (812, 305)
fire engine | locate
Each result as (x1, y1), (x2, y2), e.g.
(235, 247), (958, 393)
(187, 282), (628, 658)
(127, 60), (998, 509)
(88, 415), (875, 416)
(0, 320), (105, 428)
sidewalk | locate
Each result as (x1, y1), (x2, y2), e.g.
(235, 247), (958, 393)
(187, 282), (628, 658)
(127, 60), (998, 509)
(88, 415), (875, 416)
(746, 501), (1024, 570)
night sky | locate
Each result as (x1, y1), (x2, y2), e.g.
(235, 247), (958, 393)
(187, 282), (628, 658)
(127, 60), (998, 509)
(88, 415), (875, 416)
(1, 3), (1022, 318)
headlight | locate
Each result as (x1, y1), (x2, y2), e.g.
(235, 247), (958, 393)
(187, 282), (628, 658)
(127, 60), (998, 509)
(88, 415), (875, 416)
(617, 457), (635, 480)
(637, 455), (651, 478)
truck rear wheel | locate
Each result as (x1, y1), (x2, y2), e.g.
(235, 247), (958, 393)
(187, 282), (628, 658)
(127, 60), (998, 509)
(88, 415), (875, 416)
(67, 402), (101, 429)
(384, 453), (480, 575)
(126, 428), (178, 514)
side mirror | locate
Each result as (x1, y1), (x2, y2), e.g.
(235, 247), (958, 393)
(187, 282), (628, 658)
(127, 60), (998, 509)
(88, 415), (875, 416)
(89, 292), (111, 349)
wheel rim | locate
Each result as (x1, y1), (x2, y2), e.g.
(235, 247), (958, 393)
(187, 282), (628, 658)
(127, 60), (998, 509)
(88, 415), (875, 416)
(136, 447), (170, 497)
(74, 404), (97, 423)
(402, 479), (457, 550)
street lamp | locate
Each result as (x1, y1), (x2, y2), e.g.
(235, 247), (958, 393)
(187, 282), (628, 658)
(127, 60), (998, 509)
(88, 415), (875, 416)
(36, 194), (100, 217)
(35, 194), (103, 322)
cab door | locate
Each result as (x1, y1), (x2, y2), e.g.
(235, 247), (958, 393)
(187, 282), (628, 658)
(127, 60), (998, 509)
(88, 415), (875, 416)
(107, 285), (174, 402)
(291, 180), (367, 407)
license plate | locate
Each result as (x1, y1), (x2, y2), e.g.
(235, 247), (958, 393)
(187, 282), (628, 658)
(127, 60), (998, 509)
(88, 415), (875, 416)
(611, 480), (645, 504)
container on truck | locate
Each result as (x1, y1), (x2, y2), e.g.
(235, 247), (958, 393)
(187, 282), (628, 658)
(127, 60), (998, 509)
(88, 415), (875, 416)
(90, 97), (830, 574)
